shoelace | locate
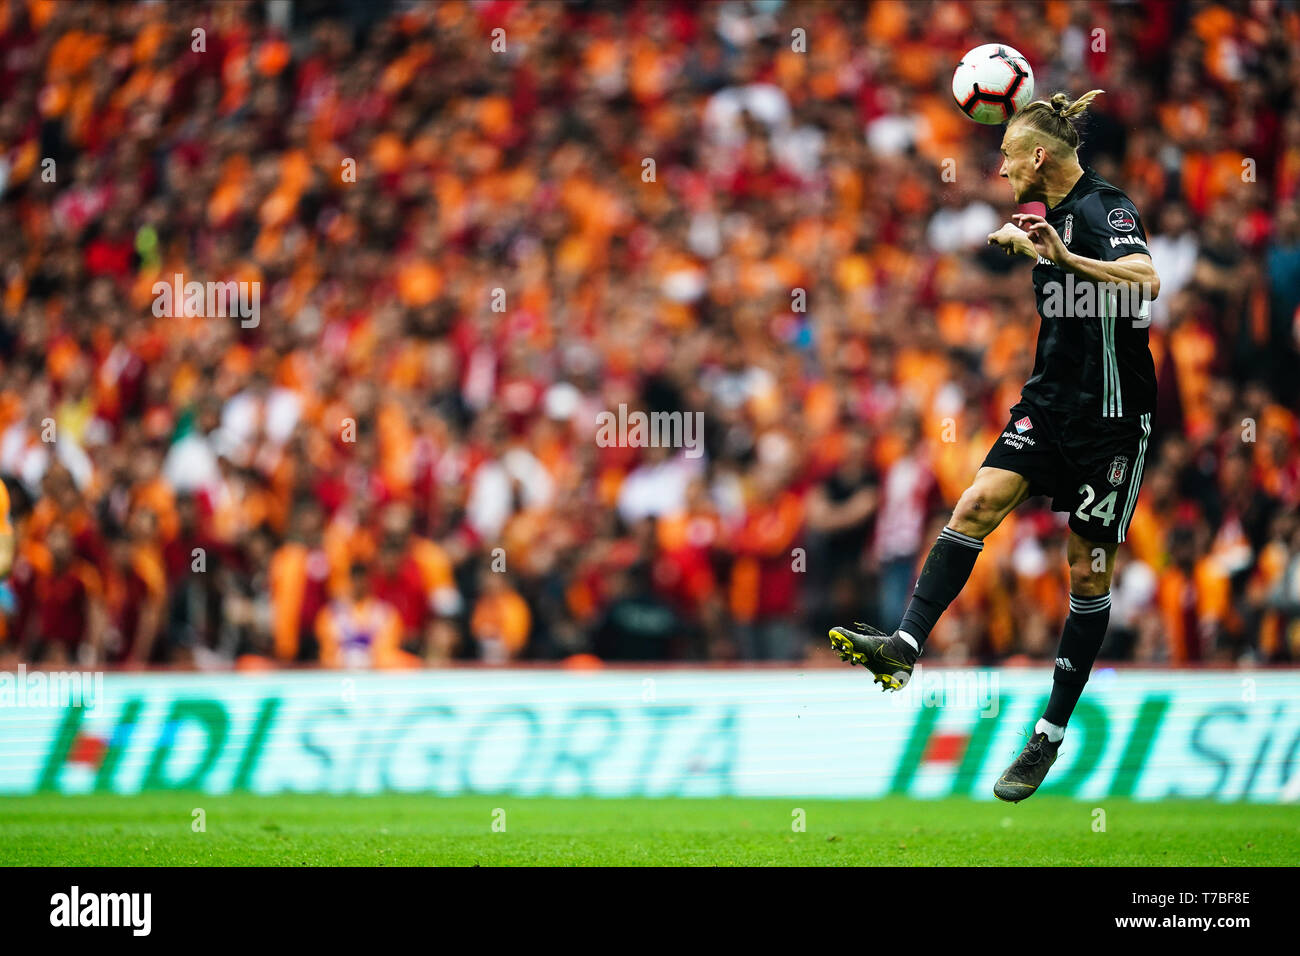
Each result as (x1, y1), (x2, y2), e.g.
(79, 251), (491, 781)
(1008, 738), (1040, 775)
(1019, 736), (1045, 766)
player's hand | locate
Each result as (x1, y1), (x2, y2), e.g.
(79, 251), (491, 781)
(1012, 214), (1069, 265)
(986, 222), (1033, 258)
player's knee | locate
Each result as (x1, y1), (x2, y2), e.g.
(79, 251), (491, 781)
(1068, 559), (1112, 596)
(950, 484), (1006, 537)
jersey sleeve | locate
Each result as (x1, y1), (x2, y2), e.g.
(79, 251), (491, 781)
(1077, 191), (1150, 262)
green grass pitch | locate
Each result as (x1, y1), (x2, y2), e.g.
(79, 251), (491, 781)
(2, 794), (1297, 866)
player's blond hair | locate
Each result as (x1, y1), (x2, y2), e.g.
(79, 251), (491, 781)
(1008, 90), (1104, 151)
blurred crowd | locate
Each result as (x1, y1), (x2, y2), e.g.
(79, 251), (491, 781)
(1, 0), (1298, 670)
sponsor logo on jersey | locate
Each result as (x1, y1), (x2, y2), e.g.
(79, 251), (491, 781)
(1107, 207), (1136, 232)
(1108, 235), (1147, 248)
(1063, 214), (1073, 245)
(1055, 657), (1075, 671)
(1108, 455), (1129, 487)
(1014, 416), (1032, 433)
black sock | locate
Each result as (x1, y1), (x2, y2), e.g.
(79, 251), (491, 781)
(1043, 592), (1111, 727)
(898, 527), (984, 648)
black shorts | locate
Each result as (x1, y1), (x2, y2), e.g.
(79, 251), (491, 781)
(980, 400), (1152, 544)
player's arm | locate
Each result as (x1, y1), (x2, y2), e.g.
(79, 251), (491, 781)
(1058, 251), (1160, 301)
(1013, 212), (1161, 300)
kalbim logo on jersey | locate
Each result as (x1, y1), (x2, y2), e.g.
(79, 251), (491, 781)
(1014, 416), (1032, 434)
(1108, 455), (1129, 487)
(1107, 207), (1136, 232)
(1109, 234), (1147, 248)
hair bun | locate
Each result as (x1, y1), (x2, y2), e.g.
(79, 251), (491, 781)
(1011, 90), (1104, 150)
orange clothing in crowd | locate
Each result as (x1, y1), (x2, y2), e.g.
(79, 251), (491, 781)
(729, 490), (805, 623)
(104, 544), (167, 662)
(269, 542), (330, 661)
(1157, 560), (1232, 662)
(470, 587), (531, 658)
(2, 0), (1297, 669)
(314, 597), (417, 669)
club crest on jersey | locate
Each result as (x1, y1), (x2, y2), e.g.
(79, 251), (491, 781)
(1108, 455), (1129, 487)
(1014, 416), (1032, 434)
(1062, 214), (1073, 246)
(1107, 208), (1136, 233)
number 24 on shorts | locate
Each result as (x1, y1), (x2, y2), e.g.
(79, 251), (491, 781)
(1075, 484), (1118, 526)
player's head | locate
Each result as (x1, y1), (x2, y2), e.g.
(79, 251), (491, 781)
(998, 90), (1103, 203)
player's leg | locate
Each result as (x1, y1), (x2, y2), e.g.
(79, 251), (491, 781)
(828, 466), (1029, 690)
(898, 466), (1031, 647)
(994, 413), (1151, 799)
(994, 532), (1116, 802)
(1042, 531), (1117, 735)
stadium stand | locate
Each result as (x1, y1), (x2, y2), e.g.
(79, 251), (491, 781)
(0, 0), (1297, 668)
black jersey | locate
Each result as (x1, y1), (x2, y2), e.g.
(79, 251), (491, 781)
(1022, 168), (1157, 420)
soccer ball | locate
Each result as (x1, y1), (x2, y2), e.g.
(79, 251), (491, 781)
(951, 43), (1035, 124)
